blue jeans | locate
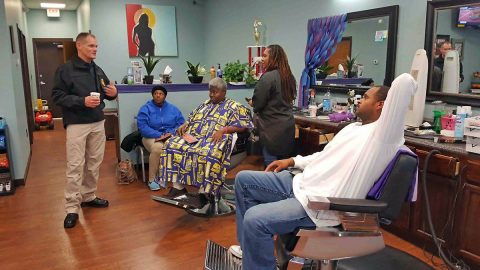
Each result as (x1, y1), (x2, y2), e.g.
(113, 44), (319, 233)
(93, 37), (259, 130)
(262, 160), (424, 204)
(262, 146), (278, 167)
(235, 170), (316, 270)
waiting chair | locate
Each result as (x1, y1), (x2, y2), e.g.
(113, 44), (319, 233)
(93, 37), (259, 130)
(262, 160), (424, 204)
(204, 152), (434, 270)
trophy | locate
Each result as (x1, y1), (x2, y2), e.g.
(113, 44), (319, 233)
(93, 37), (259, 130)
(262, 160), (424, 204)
(253, 20), (263, 46)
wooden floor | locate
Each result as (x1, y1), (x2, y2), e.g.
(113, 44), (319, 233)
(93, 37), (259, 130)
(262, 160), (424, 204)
(0, 120), (443, 269)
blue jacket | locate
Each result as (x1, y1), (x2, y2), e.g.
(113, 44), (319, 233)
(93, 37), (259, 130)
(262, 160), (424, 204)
(137, 100), (185, 138)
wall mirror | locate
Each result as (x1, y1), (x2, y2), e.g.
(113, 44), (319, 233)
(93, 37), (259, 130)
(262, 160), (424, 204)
(315, 5), (398, 94)
(425, 0), (480, 106)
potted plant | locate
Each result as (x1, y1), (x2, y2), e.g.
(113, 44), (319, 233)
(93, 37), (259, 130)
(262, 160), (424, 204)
(140, 54), (161, 84)
(315, 62), (333, 80)
(186, 61), (206, 83)
(224, 60), (248, 84)
(344, 55), (358, 78)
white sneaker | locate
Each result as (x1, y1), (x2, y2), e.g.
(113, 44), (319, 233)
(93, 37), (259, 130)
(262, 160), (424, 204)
(228, 245), (242, 259)
(0, 183), (3, 192)
(5, 181), (11, 192)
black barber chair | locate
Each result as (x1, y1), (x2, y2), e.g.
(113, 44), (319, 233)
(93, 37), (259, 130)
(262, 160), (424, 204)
(152, 131), (251, 217)
(204, 152), (434, 270)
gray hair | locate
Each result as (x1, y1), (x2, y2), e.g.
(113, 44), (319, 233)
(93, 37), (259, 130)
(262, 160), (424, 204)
(208, 78), (227, 92)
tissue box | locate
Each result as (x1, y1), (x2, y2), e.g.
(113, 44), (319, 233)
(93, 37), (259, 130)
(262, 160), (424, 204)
(466, 136), (480, 154)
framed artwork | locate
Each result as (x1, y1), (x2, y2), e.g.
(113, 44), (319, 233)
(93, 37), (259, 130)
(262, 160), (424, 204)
(451, 38), (464, 60)
(434, 34), (450, 56)
(9, 25), (15, 54)
(125, 4), (178, 57)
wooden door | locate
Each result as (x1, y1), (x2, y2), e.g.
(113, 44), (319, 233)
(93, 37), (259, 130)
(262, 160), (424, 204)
(33, 38), (73, 118)
(17, 27), (34, 144)
(327, 37), (352, 73)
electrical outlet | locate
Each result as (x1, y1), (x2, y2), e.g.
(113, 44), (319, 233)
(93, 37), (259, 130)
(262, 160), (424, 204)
(372, 59), (379, 65)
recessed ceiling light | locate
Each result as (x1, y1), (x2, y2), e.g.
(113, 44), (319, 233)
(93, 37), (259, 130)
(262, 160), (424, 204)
(40, 3), (66, 9)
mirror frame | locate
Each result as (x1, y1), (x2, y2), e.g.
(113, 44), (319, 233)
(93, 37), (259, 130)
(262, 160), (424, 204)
(346, 5), (399, 86)
(425, 0), (480, 106)
(313, 5), (399, 95)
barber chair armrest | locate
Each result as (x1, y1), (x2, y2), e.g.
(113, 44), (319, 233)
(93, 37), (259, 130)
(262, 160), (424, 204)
(307, 195), (387, 214)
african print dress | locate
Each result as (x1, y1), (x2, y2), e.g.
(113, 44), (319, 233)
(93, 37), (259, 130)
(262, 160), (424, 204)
(157, 98), (253, 194)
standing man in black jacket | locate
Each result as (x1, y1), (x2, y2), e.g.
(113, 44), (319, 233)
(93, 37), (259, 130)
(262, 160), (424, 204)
(52, 32), (118, 229)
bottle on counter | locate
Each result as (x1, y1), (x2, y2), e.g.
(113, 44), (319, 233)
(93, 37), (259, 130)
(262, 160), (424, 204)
(308, 89), (317, 117)
(210, 66), (216, 79)
(216, 64), (223, 78)
(322, 89), (331, 112)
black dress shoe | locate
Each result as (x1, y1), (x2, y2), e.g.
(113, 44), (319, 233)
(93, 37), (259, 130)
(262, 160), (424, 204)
(64, 213), (79, 229)
(80, 197), (109, 208)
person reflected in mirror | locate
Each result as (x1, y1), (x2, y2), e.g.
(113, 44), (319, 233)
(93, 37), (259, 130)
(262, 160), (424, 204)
(132, 13), (155, 56)
(433, 41), (464, 88)
(137, 85), (185, 191)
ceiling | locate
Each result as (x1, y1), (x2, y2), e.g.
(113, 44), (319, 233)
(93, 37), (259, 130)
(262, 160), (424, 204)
(22, 0), (83, 11)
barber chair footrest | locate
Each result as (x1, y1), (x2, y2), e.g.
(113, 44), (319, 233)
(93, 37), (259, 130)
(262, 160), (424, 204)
(205, 240), (242, 270)
(186, 198), (235, 217)
(337, 246), (433, 270)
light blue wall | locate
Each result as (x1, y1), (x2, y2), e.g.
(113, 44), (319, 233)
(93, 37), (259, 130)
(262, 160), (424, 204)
(77, 0), (90, 33)
(90, 0), (207, 86)
(437, 8), (480, 93)
(204, 0), (428, 90)
(25, 9), (78, 104)
(0, 0), (30, 180)
(343, 16), (389, 85)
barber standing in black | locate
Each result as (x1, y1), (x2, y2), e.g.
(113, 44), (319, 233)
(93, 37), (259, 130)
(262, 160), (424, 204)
(52, 32), (117, 229)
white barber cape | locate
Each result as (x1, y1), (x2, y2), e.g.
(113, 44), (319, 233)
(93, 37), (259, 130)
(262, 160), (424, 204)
(292, 73), (418, 227)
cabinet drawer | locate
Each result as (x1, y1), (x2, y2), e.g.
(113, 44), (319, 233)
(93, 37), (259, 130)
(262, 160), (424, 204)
(465, 160), (480, 185)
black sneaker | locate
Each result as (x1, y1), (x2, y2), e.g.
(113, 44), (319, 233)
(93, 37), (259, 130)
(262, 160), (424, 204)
(64, 213), (79, 229)
(80, 197), (109, 208)
(163, 187), (188, 199)
(175, 193), (209, 209)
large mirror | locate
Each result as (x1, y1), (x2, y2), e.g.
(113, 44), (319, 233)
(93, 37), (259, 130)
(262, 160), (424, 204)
(425, 0), (480, 106)
(315, 5), (398, 93)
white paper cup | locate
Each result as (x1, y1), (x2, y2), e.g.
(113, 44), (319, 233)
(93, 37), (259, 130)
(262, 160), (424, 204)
(90, 92), (100, 99)
(308, 105), (317, 117)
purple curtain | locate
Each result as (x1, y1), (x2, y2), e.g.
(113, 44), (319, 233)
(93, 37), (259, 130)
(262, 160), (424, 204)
(298, 14), (347, 107)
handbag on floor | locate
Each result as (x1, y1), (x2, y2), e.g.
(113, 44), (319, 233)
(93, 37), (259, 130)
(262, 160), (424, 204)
(116, 160), (137, 184)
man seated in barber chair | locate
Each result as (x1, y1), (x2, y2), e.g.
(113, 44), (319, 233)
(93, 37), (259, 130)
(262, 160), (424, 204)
(229, 74), (418, 270)
(152, 78), (253, 212)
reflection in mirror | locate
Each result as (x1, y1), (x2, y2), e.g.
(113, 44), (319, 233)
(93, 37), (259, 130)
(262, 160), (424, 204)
(314, 5), (398, 94)
(342, 16), (389, 86)
(426, 0), (480, 106)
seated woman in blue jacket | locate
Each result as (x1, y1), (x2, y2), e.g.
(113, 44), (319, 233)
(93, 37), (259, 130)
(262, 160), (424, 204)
(137, 85), (185, 190)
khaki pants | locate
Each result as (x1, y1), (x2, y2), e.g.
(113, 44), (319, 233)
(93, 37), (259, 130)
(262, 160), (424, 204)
(65, 120), (105, 214)
(141, 137), (165, 182)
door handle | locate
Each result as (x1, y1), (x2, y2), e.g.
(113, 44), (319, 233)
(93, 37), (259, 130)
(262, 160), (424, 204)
(40, 81), (46, 85)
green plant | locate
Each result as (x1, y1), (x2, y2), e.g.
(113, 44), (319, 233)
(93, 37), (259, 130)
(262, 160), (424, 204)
(344, 55), (358, 73)
(186, 61), (206, 77)
(140, 54), (161, 76)
(315, 62), (333, 74)
(223, 60), (248, 83)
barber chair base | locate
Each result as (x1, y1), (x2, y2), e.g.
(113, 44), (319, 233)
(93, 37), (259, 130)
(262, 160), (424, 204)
(186, 197), (235, 217)
(337, 246), (433, 270)
(151, 194), (236, 217)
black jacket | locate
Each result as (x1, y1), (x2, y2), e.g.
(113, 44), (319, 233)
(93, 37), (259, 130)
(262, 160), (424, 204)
(253, 70), (295, 156)
(52, 56), (117, 127)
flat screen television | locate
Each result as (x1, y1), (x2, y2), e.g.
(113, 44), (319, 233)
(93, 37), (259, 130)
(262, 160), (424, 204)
(457, 6), (480, 29)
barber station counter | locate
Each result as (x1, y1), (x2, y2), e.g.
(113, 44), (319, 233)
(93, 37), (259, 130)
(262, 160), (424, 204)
(116, 84), (253, 161)
(294, 114), (480, 268)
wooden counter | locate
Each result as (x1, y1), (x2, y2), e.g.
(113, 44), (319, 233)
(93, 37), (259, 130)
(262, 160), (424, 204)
(294, 114), (480, 269)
